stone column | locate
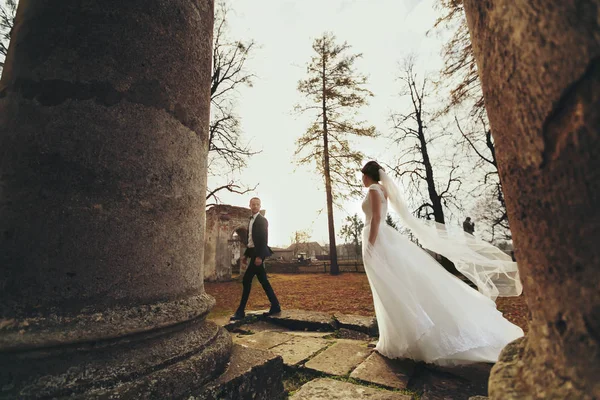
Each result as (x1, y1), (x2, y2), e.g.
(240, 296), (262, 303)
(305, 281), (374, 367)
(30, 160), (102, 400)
(463, 1), (600, 399)
(0, 0), (231, 398)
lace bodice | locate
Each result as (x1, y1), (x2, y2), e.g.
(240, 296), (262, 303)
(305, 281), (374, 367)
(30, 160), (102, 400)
(362, 183), (388, 223)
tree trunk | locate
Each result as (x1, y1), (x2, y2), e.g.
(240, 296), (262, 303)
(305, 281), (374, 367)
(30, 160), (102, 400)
(418, 114), (458, 274)
(322, 49), (339, 275)
(464, 1), (600, 398)
(323, 137), (339, 275)
(0, 0), (243, 397)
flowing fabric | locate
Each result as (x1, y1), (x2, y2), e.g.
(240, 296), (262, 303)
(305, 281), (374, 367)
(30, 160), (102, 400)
(404, 0), (423, 13)
(361, 183), (524, 365)
(378, 170), (522, 301)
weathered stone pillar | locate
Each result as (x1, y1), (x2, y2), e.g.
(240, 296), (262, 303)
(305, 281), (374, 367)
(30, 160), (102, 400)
(0, 0), (232, 398)
(463, 1), (600, 399)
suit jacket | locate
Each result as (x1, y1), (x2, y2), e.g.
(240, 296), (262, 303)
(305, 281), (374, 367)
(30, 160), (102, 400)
(244, 213), (273, 260)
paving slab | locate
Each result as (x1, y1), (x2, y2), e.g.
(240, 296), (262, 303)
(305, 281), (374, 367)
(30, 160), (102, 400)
(235, 331), (293, 350)
(428, 362), (493, 383)
(267, 309), (337, 331)
(289, 378), (412, 400)
(335, 313), (378, 335)
(270, 336), (331, 366)
(336, 328), (373, 341)
(409, 361), (490, 400)
(232, 332), (253, 343)
(212, 312), (265, 332)
(305, 341), (372, 376)
(195, 344), (285, 400)
(350, 353), (415, 390)
(246, 309), (270, 316)
(241, 320), (289, 333)
(286, 331), (332, 338)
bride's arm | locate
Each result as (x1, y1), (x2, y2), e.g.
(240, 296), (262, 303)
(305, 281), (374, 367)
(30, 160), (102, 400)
(368, 190), (382, 246)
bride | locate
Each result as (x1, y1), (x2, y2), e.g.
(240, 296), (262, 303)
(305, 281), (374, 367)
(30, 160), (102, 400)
(360, 161), (524, 365)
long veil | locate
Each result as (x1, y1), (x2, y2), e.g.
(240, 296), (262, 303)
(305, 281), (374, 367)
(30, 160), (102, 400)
(378, 169), (523, 300)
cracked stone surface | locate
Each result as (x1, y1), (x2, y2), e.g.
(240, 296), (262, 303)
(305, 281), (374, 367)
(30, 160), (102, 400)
(197, 344), (285, 400)
(335, 313), (378, 335)
(290, 378), (412, 400)
(235, 331), (293, 350)
(212, 310), (493, 399)
(304, 341), (372, 376)
(351, 353), (414, 389)
(286, 331), (332, 338)
(240, 321), (289, 333)
(267, 309), (336, 331)
(270, 336), (331, 366)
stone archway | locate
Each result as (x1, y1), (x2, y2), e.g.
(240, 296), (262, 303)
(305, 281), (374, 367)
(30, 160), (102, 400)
(204, 205), (261, 281)
(230, 227), (248, 274)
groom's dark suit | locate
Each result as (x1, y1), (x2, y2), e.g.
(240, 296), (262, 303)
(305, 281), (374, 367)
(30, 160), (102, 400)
(235, 213), (280, 316)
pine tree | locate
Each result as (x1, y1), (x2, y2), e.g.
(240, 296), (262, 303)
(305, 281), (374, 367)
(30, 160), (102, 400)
(295, 33), (376, 275)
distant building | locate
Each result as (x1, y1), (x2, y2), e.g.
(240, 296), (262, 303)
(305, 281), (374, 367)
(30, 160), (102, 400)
(337, 243), (361, 259)
(286, 241), (328, 260)
(271, 247), (294, 261)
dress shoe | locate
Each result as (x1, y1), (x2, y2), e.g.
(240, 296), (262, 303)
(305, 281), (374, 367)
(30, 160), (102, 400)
(230, 312), (245, 321)
(263, 307), (281, 316)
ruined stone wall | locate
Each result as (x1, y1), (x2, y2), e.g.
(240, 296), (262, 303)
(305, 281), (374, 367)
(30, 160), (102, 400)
(204, 205), (258, 281)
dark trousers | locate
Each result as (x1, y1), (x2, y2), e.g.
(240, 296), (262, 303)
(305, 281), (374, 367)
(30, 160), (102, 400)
(236, 251), (280, 314)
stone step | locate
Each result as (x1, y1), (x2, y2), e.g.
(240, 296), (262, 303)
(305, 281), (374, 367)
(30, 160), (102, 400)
(408, 362), (492, 400)
(235, 331), (294, 350)
(270, 336), (332, 366)
(334, 313), (378, 336)
(196, 344), (285, 400)
(350, 353), (415, 390)
(234, 331), (332, 367)
(304, 340), (372, 376)
(219, 309), (379, 337)
(290, 378), (412, 400)
(266, 309), (337, 331)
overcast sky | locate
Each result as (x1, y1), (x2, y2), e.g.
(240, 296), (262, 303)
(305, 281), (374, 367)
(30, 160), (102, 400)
(208, 0), (460, 246)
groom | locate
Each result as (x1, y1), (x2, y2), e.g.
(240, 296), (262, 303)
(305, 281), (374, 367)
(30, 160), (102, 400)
(231, 197), (281, 320)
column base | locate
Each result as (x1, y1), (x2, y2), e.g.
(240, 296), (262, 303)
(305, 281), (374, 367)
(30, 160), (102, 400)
(2, 318), (231, 399)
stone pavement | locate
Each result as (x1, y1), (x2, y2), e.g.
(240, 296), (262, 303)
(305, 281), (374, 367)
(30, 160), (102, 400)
(209, 309), (492, 400)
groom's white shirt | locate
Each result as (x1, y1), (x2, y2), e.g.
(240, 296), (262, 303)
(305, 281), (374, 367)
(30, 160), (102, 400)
(247, 212), (260, 248)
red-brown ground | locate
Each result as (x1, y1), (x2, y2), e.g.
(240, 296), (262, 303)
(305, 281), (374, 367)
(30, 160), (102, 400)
(206, 273), (530, 332)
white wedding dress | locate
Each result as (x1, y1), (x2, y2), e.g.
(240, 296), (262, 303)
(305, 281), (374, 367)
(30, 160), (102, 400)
(362, 183), (524, 365)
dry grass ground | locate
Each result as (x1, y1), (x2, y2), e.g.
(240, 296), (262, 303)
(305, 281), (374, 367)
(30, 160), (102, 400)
(205, 273), (529, 332)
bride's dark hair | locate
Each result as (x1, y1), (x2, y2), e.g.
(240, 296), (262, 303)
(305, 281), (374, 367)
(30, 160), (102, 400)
(361, 161), (383, 182)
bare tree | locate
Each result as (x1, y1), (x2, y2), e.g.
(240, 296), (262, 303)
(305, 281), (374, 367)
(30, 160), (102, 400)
(207, 0), (258, 203)
(205, 180), (257, 207)
(390, 57), (462, 273)
(431, 0), (511, 240)
(0, 0), (17, 72)
(432, 0), (484, 119)
(454, 115), (510, 240)
(296, 32), (377, 275)
(340, 213), (364, 261)
(391, 58), (462, 222)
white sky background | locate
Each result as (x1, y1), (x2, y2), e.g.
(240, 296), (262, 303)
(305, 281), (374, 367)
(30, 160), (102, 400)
(210, 0), (465, 247)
